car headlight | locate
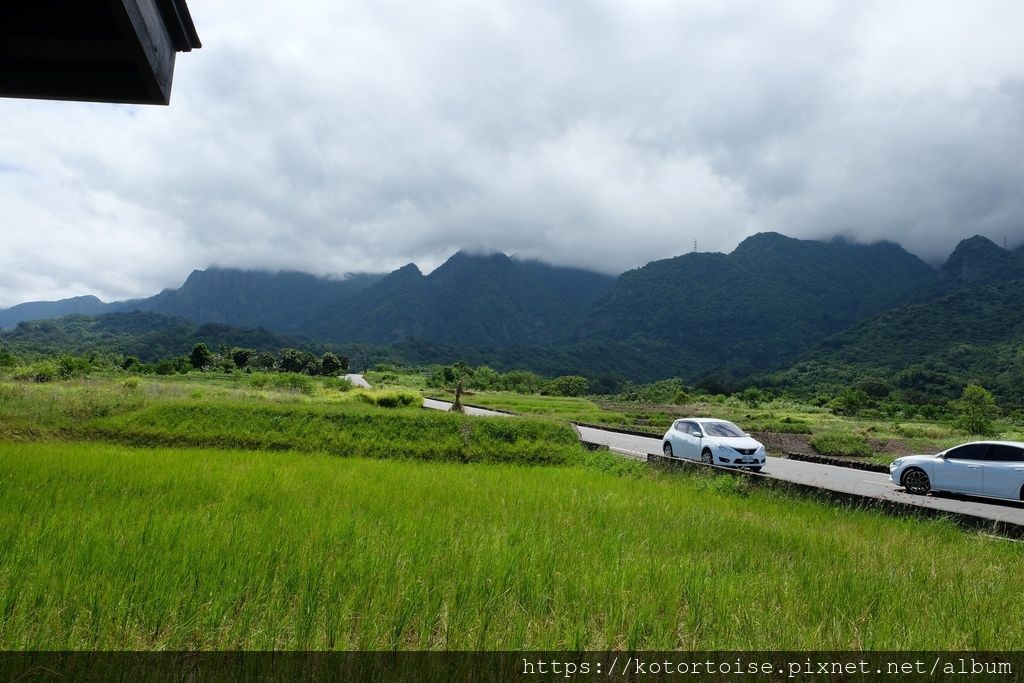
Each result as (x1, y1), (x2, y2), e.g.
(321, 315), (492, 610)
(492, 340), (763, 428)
(891, 458), (904, 468)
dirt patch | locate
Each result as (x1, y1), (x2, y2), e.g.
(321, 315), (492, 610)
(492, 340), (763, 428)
(750, 431), (811, 455)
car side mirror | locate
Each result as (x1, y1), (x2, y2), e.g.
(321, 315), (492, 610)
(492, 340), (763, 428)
(690, 431), (702, 438)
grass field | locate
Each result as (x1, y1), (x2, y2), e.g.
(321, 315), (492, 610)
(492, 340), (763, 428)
(2, 441), (1023, 650)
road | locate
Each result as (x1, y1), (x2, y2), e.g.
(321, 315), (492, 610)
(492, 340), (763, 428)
(422, 400), (1024, 529)
(422, 397), (509, 417)
(574, 425), (1024, 527)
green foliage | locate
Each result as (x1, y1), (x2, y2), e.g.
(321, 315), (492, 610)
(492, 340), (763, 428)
(247, 372), (316, 395)
(765, 280), (1024, 409)
(541, 375), (589, 397)
(356, 390), (420, 408)
(319, 351), (347, 376)
(828, 389), (872, 416)
(739, 387), (768, 408)
(808, 432), (874, 458)
(230, 347), (256, 369)
(0, 311), (310, 364)
(615, 378), (689, 403)
(320, 376), (354, 392)
(582, 233), (937, 377)
(189, 343), (214, 370)
(952, 384), (998, 436)
(279, 348), (320, 375)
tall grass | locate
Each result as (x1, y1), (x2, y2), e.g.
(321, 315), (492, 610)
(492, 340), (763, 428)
(0, 442), (1021, 650)
(86, 401), (586, 465)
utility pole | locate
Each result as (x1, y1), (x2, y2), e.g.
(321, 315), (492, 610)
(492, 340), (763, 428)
(693, 240), (698, 253)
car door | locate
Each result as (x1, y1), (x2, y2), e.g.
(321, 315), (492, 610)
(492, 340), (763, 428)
(982, 444), (1024, 500)
(666, 421), (683, 457)
(675, 421), (702, 460)
(932, 443), (989, 495)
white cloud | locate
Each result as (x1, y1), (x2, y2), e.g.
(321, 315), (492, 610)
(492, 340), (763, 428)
(2, 0), (1024, 306)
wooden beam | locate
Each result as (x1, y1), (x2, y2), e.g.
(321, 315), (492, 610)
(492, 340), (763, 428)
(107, 0), (176, 104)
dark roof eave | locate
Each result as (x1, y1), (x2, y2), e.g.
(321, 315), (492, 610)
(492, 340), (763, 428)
(158, 0), (201, 52)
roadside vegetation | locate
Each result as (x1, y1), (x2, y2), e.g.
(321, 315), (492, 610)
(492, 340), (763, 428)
(1, 355), (1023, 650)
(2, 442), (1023, 650)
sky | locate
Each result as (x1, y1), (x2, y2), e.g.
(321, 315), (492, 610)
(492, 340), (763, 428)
(2, 0), (1024, 308)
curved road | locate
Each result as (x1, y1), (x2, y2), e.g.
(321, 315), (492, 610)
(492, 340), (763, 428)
(414, 392), (1024, 530)
(573, 425), (1024, 528)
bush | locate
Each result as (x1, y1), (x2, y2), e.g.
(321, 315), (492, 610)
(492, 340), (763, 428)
(248, 373), (315, 395)
(356, 390), (420, 408)
(808, 432), (873, 458)
(320, 376), (354, 392)
(541, 375), (590, 397)
(13, 360), (76, 383)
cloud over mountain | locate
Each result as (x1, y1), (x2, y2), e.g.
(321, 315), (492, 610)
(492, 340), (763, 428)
(2, 0), (1024, 307)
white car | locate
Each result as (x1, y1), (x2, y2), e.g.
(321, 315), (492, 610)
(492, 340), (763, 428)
(662, 418), (767, 472)
(890, 441), (1024, 502)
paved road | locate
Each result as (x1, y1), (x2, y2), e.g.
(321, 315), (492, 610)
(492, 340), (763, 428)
(574, 426), (1024, 526)
(344, 373), (372, 388)
(422, 397), (508, 417)
(423, 402), (1024, 528)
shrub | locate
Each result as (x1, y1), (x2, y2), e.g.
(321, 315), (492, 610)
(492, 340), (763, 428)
(14, 361), (59, 383)
(320, 376), (354, 392)
(248, 373), (315, 395)
(541, 375), (590, 397)
(356, 390), (420, 408)
(808, 432), (873, 458)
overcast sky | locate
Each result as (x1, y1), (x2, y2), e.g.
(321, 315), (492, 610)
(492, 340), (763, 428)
(2, 0), (1024, 307)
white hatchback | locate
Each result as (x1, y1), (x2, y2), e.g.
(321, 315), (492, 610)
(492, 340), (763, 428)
(890, 441), (1024, 502)
(662, 418), (767, 472)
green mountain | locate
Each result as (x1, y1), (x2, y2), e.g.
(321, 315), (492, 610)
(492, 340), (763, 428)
(0, 311), (310, 362)
(0, 295), (108, 330)
(579, 232), (938, 376)
(935, 235), (1024, 290)
(306, 251), (617, 346)
(116, 268), (384, 334)
(763, 236), (1024, 405)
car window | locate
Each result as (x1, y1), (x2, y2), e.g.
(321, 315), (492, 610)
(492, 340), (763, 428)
(703, 421), (745, 438)
(984, 445), (1024, 462)
(678, 421), (701, 436)
(946, 443), (991, 460)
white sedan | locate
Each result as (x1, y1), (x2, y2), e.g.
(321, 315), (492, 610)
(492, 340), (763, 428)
(890, 441), (1024, 502)
(662, 418), (767, 472)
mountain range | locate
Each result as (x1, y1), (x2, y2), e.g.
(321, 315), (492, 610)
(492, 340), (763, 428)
(3, 233), (1024, 398)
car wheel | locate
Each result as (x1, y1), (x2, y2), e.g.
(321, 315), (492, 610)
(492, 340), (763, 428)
(701, 449), (714, 465)
(750, 466), (762, 473)
(902, 468), (931, 495)
(663, 442), (674, 458)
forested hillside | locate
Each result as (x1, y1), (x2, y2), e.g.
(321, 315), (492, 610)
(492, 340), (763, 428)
(579, 232), (938, 374)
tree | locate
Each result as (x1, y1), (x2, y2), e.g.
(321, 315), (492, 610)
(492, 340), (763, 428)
(279, 348), (319, 375)
(189, 343), (214, 370)
(953, 384), (998, 435)
(319, 351), (348, 376)
(231, 347), (256, 369)
(251, 351), (277, 371)
(739, 387), (767, 408)
(541, 375), (589, 397)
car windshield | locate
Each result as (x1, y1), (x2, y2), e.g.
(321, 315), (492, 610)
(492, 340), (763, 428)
(703, 421), (745, 438)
